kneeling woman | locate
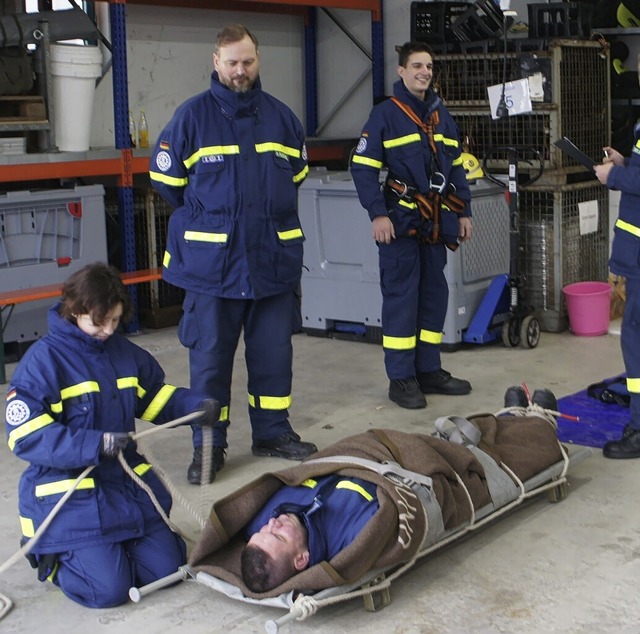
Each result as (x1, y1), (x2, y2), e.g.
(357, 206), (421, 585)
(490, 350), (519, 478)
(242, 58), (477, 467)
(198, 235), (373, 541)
(5, 262), (216, 608)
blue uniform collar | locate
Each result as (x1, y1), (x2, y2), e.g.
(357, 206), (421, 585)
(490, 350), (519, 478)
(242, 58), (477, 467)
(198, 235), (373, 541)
(48, 303), (108, 352)
(210, 70), (262, 117)
(393, 79), (441, 119)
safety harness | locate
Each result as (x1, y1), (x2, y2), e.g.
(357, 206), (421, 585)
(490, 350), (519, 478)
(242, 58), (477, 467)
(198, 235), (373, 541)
(385, 97), (466, 250)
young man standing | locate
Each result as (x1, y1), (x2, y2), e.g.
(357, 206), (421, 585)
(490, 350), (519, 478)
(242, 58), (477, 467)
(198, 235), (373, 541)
(351, 41), (473, 409)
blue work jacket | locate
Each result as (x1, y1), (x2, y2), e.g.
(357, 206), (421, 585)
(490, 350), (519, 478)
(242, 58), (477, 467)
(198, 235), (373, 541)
(149, 72), (308, 299)
(5, 305), (206, 553)
(351, 80), (471, 243)
(245, 475), (379, 566)
(608, 126), (640, 282)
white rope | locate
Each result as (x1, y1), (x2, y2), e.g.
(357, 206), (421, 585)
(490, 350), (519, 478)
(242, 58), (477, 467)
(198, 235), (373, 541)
(134, 437), (207, 532)
(0, 409), (205, 620)
(0, 593), (12, 620)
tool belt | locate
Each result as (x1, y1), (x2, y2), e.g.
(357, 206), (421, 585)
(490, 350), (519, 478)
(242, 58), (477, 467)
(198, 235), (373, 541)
(385, 177), (466, 250)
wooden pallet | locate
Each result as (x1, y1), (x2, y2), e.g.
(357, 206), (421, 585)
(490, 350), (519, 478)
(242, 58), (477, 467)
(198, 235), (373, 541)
(0, 95), (47, 123)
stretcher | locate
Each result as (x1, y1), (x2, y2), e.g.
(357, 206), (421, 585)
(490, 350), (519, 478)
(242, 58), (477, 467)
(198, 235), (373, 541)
(130, 409), (592, 633)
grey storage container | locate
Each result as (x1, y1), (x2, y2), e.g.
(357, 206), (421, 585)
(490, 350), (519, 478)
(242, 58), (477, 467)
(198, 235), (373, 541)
(298, 170), (510, 349)
(0, 185), (108, 346)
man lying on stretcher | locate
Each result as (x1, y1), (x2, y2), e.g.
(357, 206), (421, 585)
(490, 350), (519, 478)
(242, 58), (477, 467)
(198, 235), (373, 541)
(188, 386), (563, 597)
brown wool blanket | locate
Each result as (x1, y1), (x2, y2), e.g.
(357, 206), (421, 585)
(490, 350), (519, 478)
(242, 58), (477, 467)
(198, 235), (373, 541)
(188, 413), (564, 599)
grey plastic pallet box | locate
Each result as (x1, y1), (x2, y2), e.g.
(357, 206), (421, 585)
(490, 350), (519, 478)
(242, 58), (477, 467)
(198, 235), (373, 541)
(298, 170), (510, 348)
(0, 185), (108, 346)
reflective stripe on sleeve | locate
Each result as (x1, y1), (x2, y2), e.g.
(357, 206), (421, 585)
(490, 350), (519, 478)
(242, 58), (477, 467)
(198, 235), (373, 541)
(140, 384), (177, 422)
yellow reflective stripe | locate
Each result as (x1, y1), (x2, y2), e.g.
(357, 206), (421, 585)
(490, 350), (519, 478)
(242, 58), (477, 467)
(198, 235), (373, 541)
(133, 463), (152, 476)
(8, 413), (55, 451)
(163, 251), (171, 267)
(61, 381), (100, 400)
(616, 218), (640, 237)
(336, 480), (374, 501)
(434, 134), (459, 148)
(46, 561), (59, 583)
(293, 165), (309, 183)
(627, 377), (640, 394)
(247, 394), (292, 410)
(184, 230), (228, 243)
(140, 384), (177, 422)
(184, 145), (240, 169)
(20, 516), (35, 538)
(51, 401), (63, 414)
(636, 138), (640, 150)
(218, 405), (229, 421)
(35, 478), (95, 497)
(398, 199), (416, 209)
(149, 171), (188, 187)
(384, 133), (421, 148)
(301, 478), (318, 488)
(255, 142), (301, 158)
(117, 376), (146, 399)
(452, 156), (463, 166)
(613, 58), (625, 75)
(383, 335), (416, 350)
(277, 228), (303, 241)
(352, 155), (384, 169)
(419, 329), (443, 344)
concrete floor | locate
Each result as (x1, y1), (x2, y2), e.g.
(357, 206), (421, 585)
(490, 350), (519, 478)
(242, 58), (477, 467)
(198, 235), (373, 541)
(1, 322), (639, 634)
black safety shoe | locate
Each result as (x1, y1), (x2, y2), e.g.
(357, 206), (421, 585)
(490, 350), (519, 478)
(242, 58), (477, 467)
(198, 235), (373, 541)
(417, 369), (471, 395)
(187, 446), (226, 485)
(504, 385), (528, 408)
(389, 377), (427, 409)
(531, 388), (558, 411)
(252, 431), (317, 460)
(603, 427), (640, 459)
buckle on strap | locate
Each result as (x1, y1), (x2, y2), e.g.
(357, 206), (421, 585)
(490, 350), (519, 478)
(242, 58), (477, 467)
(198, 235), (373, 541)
(429, 172), (447, 194)
(387, 178), (416, 201)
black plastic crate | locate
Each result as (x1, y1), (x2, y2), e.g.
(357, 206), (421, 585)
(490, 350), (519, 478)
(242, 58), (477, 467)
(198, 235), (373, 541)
(527, 2), (592, 39)
(410, 2), (470, 45)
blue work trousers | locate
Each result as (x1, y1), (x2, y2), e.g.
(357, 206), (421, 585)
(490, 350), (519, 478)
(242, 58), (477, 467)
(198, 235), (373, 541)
(179, 290), (295, 448)
(51, 522), (186, 608)
(622, 277), (640, 429)
(379, 238), (448, 380)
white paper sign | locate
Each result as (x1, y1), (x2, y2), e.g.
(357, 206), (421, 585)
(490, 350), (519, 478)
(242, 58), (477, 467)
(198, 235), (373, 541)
(578, 200), (599, 235)
(487, 78), (533, 120)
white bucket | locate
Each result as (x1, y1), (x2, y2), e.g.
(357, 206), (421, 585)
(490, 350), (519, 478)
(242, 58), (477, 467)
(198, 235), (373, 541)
(50, 44), (103, 152)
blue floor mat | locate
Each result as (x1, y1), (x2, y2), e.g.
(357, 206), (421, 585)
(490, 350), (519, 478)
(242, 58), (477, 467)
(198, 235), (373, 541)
(557, 376), (630, 448)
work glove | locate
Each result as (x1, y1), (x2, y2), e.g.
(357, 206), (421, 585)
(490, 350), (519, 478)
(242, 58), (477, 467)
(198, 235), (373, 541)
(100, 432), (131, 458)
(21, 539), (59, 582)
(196, 398), (221, 427)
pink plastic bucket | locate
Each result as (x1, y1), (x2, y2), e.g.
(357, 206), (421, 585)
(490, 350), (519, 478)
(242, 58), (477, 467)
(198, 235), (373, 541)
(562, 281), (611, 336)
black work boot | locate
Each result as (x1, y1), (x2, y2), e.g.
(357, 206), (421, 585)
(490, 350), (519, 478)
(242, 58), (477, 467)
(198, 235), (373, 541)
(252, 431), (317, 460)
(504, 385), (528, 408)
(417, 369), (471, 395)
(389, 377), (427, 409)
(603, 426), (640, 459)
(187, 446), (226, 485)
(531, 388), (558, 411)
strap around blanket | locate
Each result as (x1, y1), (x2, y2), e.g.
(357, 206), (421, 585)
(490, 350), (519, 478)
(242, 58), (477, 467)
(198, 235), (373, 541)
(434, 416), (482, 447)
(303, 455), (434, 490)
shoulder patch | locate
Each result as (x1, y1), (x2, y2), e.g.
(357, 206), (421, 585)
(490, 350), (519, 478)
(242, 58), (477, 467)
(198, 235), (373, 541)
(155, 151), (172, 172)
(356, 137), (368, 154)
(6, 399), (30, 426)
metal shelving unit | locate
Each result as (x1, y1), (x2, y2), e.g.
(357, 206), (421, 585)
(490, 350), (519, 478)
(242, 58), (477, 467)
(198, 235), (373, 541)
(0, 0), (384, 329)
